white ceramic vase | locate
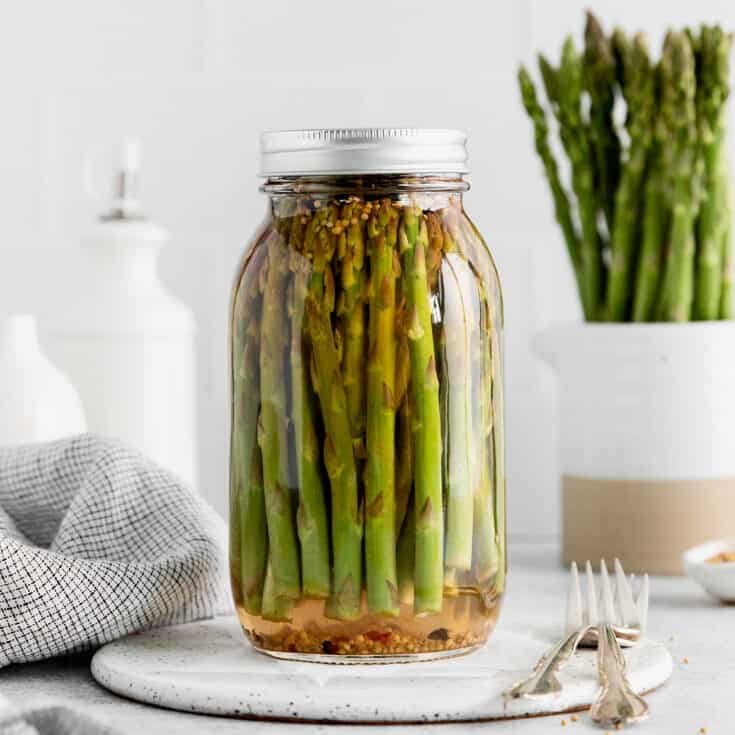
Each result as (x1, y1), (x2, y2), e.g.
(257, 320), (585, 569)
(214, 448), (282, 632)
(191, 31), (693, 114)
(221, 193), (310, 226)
(0, 314), (87, 445)
(535, 321), (735, 575)
(44, 220), (198, 488)
(44, 141), (198, 488)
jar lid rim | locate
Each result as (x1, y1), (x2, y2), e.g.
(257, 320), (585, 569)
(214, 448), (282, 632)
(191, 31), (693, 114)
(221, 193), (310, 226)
(259, 128), (469, 176)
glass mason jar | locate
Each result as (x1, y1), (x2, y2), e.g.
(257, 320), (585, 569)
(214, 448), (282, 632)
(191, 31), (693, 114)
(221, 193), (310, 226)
(230, 129), (506, 662)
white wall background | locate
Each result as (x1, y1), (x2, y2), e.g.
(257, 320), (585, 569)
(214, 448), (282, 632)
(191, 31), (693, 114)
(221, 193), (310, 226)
(2, 0), (734, 537)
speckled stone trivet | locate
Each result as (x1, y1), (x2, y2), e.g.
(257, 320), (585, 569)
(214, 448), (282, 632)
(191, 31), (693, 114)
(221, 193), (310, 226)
(91, 617), (672, 723)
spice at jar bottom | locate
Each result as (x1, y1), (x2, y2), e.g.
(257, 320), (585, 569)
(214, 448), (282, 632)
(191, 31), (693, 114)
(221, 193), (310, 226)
(230, 129), (506, 661)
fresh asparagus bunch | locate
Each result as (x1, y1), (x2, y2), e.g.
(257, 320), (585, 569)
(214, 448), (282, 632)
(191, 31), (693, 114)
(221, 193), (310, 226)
(230, 196), (506, 624)
(519, 13), (733, 322)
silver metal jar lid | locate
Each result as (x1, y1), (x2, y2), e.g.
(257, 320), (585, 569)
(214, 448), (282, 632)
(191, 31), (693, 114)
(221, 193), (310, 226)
(259, 128), (469, 176)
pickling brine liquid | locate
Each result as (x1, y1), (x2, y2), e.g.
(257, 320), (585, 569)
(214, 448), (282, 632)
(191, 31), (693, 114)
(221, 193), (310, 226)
(234, 587), (502, 661)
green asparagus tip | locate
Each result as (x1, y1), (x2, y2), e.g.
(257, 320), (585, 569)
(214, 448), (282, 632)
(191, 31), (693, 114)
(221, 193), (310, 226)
(584, 10), (612, 61)
(517, 66), (535, 105)
(561, 35), (578, 65)
(537, 54), (558, 102)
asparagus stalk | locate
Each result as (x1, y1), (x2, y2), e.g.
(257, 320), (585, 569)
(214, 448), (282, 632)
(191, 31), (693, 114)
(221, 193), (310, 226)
(694, 26), (732, 320)
(230, 480), (242, 594)
(394, 278), (411, 413)
(394, 396), (413, 538)
(394, 226), (413, 538)
(439, 221), (474, 575)
(721, 180), (734, 318)
(396, 499), (415, 606)
(364, 200), (400, 616)
(261, 555), (293, 622)
(473, 279), (500, 590)
(400, 211), (444, 615)
(489, 293), (506, 596)
(462, 215), (507, 594)
(540, 40), (604, 320)
(632, 165), (667, 321)
(518, 67), (586, 317)
(584, 11), (621, 234)
(453, 213), (502, 592)
(338, 201), (368, 455)
(607, 32), (655, 321)
(238, 439), (268, 614)
(288, 248), (331, 599)
(425, 211), (445, 291)
(258, 223), (301, 612)
(306, 207), (363, 620)
(230, 275), (249, 595)
(231, 241), (269, 614)
(657, 32), (701, 322)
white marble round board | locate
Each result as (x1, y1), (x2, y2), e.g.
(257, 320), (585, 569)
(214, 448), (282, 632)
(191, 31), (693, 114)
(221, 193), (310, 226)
(91, 617), (672, 723)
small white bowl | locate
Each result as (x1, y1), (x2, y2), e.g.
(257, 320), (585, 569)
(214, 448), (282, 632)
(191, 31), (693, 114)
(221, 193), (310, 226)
(682, 539), (735, 603)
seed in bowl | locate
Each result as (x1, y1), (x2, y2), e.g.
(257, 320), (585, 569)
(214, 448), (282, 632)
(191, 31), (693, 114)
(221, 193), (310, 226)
(705, 551), (735, 564)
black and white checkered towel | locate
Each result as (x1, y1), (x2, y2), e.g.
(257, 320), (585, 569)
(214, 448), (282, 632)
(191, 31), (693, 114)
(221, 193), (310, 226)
(0, 434), (230, 668)
(0, 698), (119, 735)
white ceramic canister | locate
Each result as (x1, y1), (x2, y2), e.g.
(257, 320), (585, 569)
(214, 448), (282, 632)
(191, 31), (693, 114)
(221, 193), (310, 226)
(535, 321), (735, 574)
(0, 314), (86, 444)
(45, 141), (198, 488)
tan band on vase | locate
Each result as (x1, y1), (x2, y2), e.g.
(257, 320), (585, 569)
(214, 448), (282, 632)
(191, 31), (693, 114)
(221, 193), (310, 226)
(563, 475), (735, 575)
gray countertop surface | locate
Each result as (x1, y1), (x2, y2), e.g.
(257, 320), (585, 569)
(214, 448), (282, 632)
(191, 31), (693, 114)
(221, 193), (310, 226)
(1, 541), (729, 734)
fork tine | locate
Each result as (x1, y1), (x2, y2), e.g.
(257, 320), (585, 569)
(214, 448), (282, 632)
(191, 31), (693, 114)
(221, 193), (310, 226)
(565, 561), (583, 633)
(599, 559), (616, 623)
(585, 560), (598, 624)
(614, 558), (638, 626)
(637, 574), (649, 634)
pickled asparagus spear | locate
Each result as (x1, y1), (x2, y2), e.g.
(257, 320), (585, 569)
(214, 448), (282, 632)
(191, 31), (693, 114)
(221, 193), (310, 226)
(473, 278), (500, 589)
(258, 225), (301, 611)
(394, 250), (413, 537)
(439, 226), (474, 575)
(450, 212), (502, 592)
(306, 210), (363, 620)
(365, 200), (400, 616)
(489, 293), (507, 596)
(396, 499), (415, 606)
(261, 555), (293, 622)
(289, 252), (331, 599)
(400, 210), (444, 615)
(339, 202), (368, 453)
(425, 212), (445, 290)
(394, 397), (413, 538)
(456, 212), (506, 595)
(231, 241), (269, 614)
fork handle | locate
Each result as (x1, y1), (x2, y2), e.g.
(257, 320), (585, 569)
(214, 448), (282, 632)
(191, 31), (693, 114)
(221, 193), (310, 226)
(504, 626), (592, 699)
(589, 622), (649, 727)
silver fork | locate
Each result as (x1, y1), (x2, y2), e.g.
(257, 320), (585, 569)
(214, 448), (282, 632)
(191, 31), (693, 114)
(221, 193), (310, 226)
(504, 559), (649, 705)
(572, 559), (649, 648)
(589, 560), (648, 727)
